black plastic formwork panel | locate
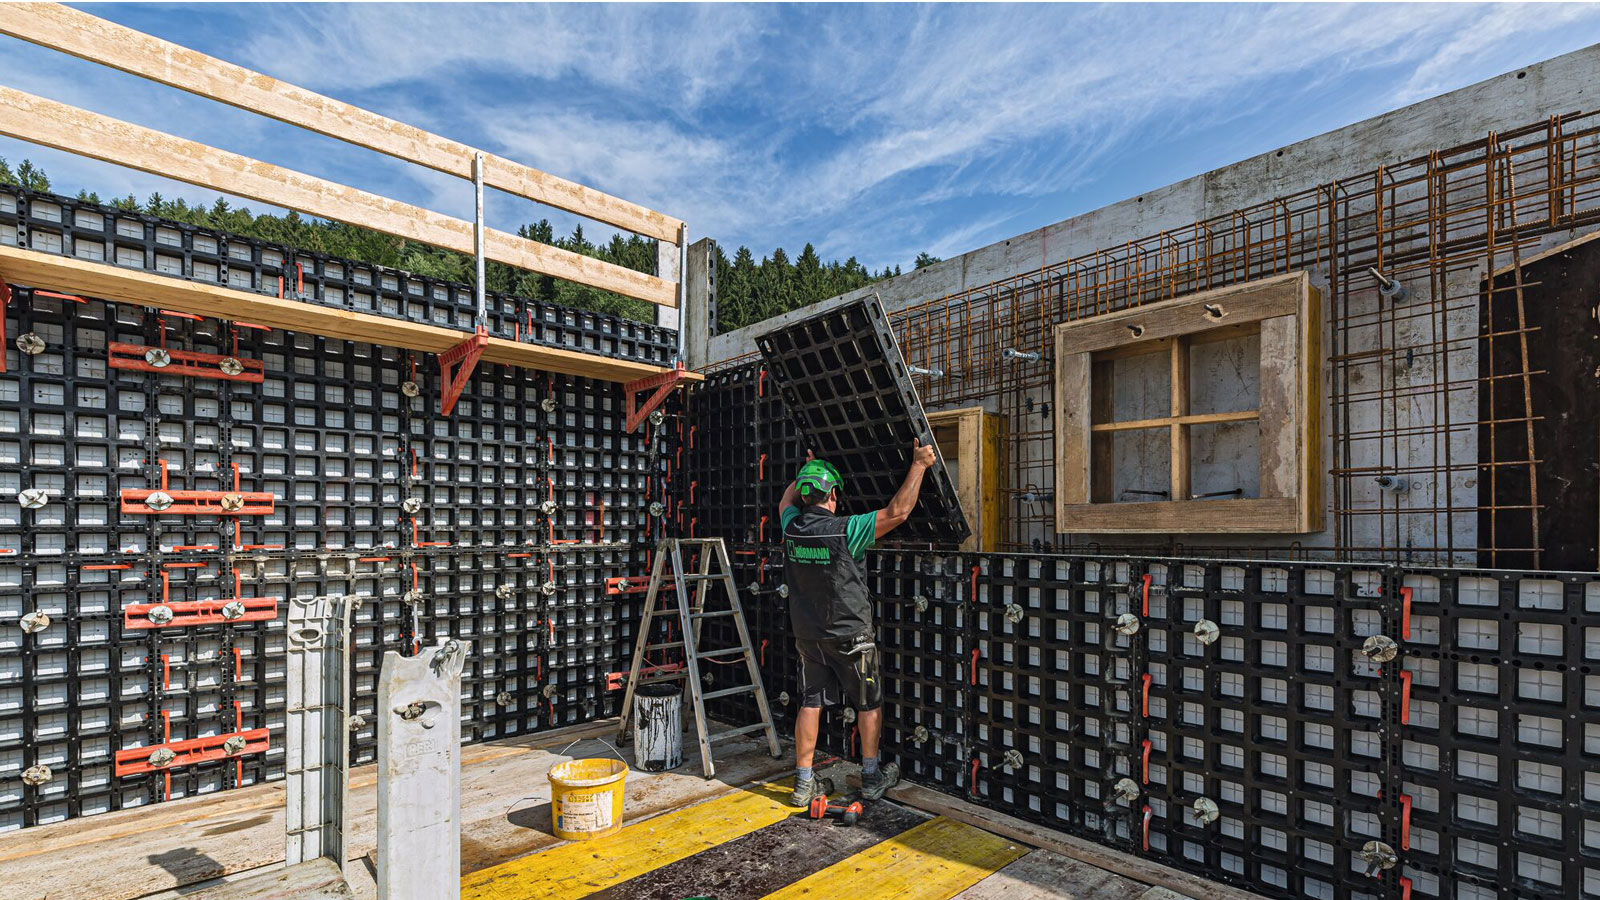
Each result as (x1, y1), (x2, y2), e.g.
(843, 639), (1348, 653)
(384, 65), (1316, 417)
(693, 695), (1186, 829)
(873, 550), (970, 790)
(1140, 560), (1394, 900)
(1395, 568), (1600, 900)
(1, 188), (682, 831)
(755, 298), (969, 546)
(971, 555), (1146, 846)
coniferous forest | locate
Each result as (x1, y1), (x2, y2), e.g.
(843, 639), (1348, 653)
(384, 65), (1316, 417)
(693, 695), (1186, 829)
(0, 157), (939, 332)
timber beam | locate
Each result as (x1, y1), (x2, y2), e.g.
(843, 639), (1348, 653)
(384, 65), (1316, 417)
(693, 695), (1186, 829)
(0, 245), (702, 385)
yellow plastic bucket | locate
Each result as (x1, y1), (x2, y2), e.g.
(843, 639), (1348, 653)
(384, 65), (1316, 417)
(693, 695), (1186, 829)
(548, 758), (628, 840)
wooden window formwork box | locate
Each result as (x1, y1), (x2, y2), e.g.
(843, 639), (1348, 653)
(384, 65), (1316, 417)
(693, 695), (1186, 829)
(928, 406), (1006, 552)
(1052, 270), (1323, 534)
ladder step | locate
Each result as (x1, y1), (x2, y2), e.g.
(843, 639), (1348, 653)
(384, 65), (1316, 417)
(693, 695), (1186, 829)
(681, 574), (722, 582)
(696, 646), (748, 660)
(690, 610), (737, 619)
(644, 641), (684, 652)
(701, 684), (757, 700)
(707, 723), (770, 743)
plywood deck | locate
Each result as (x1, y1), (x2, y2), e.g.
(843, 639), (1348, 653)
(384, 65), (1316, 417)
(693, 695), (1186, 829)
(4, 721), (1225, 900)
(0, 720), (788, 900)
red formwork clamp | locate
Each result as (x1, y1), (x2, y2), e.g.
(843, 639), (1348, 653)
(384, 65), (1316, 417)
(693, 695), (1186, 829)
(624, 362), (690, 433)
(438, 326), (489, 416)
(124, 570), (277, 629)
(108, 341), (265, 383)
(125, 596), (278, 629)
(120, 460), (274, 516)
(114, 728), (271, 777)
(605, 575), (678, 595)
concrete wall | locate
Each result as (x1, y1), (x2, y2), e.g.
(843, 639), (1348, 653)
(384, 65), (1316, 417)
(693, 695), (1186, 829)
(700, 43), (1600, 562)
(709, 43), (1600, 362)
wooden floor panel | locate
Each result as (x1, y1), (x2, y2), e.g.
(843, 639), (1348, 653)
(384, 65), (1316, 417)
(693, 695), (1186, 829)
(460, 780), (797, 900)
(761, 817), (1027, 900)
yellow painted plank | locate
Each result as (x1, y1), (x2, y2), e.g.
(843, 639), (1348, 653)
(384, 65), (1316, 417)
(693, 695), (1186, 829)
(761, 816), (1027, 900)
(460, 780), (796, 900)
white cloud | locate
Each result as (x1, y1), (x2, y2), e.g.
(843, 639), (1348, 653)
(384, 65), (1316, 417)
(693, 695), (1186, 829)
(6, 3), (1598, 271)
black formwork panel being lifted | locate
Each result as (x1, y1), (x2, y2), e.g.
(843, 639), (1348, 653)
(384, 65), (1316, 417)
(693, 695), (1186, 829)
(755, 297), (968, 546)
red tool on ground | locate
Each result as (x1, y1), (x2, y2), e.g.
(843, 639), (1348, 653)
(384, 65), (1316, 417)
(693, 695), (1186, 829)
(807, 794), (863, 827)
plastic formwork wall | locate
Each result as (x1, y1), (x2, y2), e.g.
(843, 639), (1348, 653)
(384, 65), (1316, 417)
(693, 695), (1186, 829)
(0, 186), (678, 830)
(684, 362), (1600, 900)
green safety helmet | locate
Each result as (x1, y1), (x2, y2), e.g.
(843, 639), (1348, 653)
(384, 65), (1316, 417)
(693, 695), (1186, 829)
(796, 459), (842, 501)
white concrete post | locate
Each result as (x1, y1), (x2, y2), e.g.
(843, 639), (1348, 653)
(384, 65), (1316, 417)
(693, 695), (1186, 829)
(682, 237), (714, 369)
(377, 637), (471, 900)
(657, 225), (684, 358)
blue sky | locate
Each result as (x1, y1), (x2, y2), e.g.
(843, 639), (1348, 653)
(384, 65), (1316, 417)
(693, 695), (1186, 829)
(3, 3), (1598, 271)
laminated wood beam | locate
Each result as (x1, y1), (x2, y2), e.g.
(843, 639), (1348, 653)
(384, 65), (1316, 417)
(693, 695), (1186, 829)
(0, 245), (701, 384)
(0, 86), (677, 307)
(0, 3), (684, 244)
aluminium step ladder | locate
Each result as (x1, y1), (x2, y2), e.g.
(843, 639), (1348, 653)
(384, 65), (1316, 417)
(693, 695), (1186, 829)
(617, 537), (782, 777)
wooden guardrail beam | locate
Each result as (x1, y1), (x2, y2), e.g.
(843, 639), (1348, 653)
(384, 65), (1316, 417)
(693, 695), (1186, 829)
(0, 86), (677, 308)
(0, 3), (684, 244)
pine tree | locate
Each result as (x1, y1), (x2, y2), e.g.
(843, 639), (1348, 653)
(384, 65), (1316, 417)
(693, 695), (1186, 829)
(13, 160), (48, 191)
(914, 252), (941, 269)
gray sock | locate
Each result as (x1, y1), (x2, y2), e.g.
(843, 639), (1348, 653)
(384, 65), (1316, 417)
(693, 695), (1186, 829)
(862, 756), (880, 777)
(797, 766), (814, 785)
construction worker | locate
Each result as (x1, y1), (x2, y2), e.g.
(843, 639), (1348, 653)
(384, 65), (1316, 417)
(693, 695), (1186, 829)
(779, 439), (937, 807)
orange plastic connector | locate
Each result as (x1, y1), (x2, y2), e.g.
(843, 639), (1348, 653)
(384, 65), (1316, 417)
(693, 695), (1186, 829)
(114, 729), (270, 777)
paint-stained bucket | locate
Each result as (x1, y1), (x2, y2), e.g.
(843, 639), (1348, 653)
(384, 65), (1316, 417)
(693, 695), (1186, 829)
(548, 758), (628, 840)
(632, 683), (683, 772)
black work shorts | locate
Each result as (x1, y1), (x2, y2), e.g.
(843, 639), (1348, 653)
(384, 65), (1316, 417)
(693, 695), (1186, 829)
(797, 632), (882, 711)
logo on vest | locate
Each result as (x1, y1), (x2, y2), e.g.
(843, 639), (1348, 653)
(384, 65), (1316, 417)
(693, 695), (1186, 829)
(787, 541), (832, 564)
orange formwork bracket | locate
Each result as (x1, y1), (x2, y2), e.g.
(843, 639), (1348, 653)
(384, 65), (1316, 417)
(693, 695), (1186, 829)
(108, 341), (265, 382)
(114, 728), (270, 776)
(624, 361), (690, 432)
(439, 325), (489, 416)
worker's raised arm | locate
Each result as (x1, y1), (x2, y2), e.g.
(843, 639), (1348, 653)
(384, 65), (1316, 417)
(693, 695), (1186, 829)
(778, 450), (815, 518)
(873, 439), (936, 539)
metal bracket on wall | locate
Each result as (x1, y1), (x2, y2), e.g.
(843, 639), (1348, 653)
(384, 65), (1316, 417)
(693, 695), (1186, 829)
(624, 361), (690, 432)
(437, 325), (488, 416)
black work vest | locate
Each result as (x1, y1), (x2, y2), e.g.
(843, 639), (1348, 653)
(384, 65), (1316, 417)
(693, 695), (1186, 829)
(783, 507), (872, 641)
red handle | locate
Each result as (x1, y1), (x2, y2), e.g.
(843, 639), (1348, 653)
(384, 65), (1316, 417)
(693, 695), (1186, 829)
(1399, 670), (1412, 725)
(1400, 793), (1412, 850)
(969, 757), (980, 796)
(1141, 738), (1152, 784)
(1141, 574), (1152, 615)
(969, 648), (980, 685)
(1400, 586), (1413, 640)
(1400, 876), (1413, 900)
(1141, 673), (1152, 717)
(970, 565), (979, 602)
(1141, 805), (1152, 851)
